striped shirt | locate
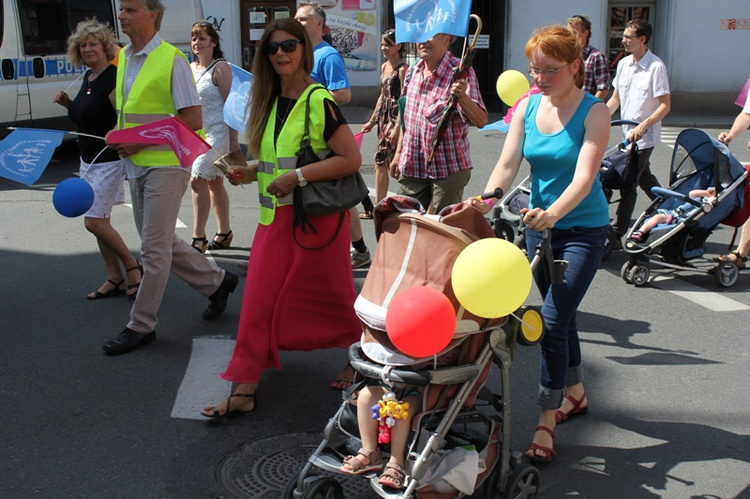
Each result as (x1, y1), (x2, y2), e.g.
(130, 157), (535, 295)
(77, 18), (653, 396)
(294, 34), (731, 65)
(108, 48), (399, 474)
(398, 52), (485, 179)
(121, 34), (200, 178)
(582, 44), (610, 96)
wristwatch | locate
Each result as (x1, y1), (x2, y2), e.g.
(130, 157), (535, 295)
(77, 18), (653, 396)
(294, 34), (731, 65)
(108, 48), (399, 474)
(295, 168), (308, 187)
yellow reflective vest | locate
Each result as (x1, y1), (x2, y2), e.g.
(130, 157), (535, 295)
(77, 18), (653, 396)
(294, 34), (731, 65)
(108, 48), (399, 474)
(257, 84), (332, 225)
(115, 40), (186, 167)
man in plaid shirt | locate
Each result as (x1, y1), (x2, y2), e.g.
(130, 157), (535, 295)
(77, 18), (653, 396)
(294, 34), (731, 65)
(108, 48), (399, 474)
(389, 32), (487, 213)
(568, 15), (610, 100)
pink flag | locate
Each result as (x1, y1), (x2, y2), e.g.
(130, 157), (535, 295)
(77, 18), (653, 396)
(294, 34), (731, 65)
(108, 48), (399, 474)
(107, 117), (211, 168)
(353, 131), (364, 149)
(735, 75), (750, 108)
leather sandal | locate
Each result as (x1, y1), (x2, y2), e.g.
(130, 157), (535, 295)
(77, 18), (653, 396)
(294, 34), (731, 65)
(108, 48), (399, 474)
(525, 425), (557, 463)
(715, 251), (746, 269)
(378, 463), (406, 489)
(191, 236), (208, 253)
(555, 392), (588, 424)
(87, 279), (125, 300)
(208, 231), (233, 250)
(201, 392), (257, 419)
(339, 448), (383, 475)
(126, 263), (143, 300)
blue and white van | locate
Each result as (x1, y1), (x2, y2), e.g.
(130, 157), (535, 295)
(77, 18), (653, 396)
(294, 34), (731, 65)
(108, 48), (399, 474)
(0, 0), (202, 137)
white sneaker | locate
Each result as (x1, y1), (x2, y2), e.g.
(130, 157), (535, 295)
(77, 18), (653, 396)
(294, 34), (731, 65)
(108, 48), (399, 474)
(351, 247), (371, 269)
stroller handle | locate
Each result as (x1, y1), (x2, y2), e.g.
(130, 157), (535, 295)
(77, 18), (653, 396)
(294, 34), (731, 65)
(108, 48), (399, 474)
(478, 187), (504, 200)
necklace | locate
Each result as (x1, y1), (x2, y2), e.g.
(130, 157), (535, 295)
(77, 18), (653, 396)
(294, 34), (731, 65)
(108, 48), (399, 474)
(275, 97), (294, 138)
(86, 69), (102, 95)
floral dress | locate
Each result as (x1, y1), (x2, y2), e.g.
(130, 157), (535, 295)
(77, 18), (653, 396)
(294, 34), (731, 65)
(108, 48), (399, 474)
(374, 62), (406, 167)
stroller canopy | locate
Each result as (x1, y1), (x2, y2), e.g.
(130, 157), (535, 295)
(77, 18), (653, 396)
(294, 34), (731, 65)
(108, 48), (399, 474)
(670, 128), (746, 189)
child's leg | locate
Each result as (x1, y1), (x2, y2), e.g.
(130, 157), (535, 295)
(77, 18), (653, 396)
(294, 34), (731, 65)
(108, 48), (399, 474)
(340, 385), (385, 474)
(378, 393), (421, 489)
(639, 213), (668, 234)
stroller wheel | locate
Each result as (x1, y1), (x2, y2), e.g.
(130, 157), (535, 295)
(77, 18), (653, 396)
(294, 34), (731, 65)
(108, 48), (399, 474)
(502, 464), (540, 499)
(628, 265), (650, 287)
(299, 477), (343, 499)
(713, 262), (739, 288)
(494, 220), (516, 243)
(620, 262), (634, 283)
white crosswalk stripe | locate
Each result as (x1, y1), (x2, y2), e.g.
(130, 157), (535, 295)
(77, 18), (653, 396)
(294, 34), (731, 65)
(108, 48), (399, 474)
(661, 127), (682, 149)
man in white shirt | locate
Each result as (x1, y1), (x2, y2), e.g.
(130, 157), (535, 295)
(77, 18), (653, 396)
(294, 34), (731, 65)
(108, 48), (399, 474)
(607, 19), (671, 245)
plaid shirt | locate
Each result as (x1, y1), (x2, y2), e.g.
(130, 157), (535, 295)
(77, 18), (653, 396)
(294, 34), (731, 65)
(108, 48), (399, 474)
(582, 44), (610, 96)
(399, 52), (486, 179)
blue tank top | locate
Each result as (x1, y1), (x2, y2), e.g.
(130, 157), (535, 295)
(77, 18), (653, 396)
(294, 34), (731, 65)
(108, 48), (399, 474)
(523, 92), (609, 230)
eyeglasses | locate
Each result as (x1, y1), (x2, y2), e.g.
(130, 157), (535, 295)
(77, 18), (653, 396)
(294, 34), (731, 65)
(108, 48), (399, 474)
(264, 39), (304, 55)
(527, 63), (569, 77)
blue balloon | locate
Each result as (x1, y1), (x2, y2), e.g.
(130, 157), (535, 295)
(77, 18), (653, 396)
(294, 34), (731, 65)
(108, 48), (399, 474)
(53, 178), (94, 218)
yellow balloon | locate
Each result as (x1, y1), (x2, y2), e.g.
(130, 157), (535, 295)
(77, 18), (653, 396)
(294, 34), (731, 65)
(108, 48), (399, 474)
(451, 238), (533, 318)
(496, 70), (531, 107)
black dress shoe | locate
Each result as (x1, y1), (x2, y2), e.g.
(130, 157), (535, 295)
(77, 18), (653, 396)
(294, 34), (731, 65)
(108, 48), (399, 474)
(103, 328), (156, 355)
(203, 271), (239, 320)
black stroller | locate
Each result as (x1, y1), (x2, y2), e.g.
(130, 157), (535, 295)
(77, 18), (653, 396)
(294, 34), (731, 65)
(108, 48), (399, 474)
(620, 128), (749, 287)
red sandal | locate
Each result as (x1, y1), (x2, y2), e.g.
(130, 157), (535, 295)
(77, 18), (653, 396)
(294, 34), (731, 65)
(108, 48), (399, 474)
(525, 425), (556, 463)
(555, 392), (588, 424)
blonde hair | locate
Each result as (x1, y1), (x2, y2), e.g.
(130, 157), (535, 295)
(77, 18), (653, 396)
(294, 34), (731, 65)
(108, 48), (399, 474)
(67, 19), (119, 66)
(525, 24), (584, 89)
(246, 18), (314, 156)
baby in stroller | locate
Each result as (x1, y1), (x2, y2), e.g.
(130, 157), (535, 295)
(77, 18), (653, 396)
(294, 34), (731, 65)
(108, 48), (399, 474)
(630, 187), (715, 242)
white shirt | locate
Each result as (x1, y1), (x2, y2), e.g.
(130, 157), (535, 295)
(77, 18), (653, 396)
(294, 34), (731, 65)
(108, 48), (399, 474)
(121, 34), (200, 178)
(612, 49), (670, 149)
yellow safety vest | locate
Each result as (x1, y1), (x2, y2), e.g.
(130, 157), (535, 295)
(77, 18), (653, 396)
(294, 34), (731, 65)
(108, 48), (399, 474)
(257, 84), (332, 225)
(115, 41), (185, 167)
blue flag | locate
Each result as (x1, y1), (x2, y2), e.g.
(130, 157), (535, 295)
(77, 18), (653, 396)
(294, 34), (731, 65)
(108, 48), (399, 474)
(223, 63), (254, 133)
(395, 0), (472, 43)
(0, 128), (66, 186)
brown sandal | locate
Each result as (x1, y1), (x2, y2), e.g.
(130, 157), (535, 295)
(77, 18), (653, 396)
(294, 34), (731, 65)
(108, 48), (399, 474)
(339, 448), (383, 475)
(716, 251), (746, 269)
(378, 463), (406, 489)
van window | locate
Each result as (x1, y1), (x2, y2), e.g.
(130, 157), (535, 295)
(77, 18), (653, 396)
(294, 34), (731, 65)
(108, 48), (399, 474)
(18, 0), (116, 56)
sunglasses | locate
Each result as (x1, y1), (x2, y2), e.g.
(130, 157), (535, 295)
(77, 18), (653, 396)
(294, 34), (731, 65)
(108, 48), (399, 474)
(193, 21), (212, 28)
(264, 39), (304, 55)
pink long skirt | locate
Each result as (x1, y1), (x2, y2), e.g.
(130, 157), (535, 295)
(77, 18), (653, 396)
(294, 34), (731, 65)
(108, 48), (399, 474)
(221, 206), (361, 383)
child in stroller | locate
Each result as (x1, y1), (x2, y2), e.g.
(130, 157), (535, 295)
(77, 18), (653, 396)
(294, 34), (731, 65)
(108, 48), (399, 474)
(630, 187), (715, 242)
(284, 197), (544, 499)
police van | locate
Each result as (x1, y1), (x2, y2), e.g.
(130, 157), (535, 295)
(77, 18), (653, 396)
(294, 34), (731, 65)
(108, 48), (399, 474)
(0, 0), (202, 137)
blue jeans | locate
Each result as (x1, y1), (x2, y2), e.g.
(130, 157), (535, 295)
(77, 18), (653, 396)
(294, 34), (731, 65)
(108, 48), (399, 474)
(525, 226), (608, 410)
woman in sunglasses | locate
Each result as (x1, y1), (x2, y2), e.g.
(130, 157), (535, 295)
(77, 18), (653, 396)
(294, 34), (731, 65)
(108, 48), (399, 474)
(469, 25), (610, 462)
(188, 21), (239, 253)
(202, 18), (362, 419)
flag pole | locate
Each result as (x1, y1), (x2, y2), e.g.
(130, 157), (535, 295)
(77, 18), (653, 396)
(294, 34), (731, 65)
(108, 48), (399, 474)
(62, 71), (86, 95)
(6, 127), (104, 141)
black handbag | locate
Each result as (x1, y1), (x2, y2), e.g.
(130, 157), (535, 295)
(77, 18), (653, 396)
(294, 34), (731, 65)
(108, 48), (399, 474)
(292, 86), (368, 249)
(599, 142), (639, 191)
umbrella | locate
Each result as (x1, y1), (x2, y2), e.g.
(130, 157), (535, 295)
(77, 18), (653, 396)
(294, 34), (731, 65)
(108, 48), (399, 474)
(427, 14), (483, 165)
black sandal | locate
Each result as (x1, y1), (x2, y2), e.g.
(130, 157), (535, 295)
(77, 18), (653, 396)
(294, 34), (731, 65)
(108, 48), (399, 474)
(208, 231), (233, 250)
(191, 236), (208, 253)
(87, 279), (125, 300)
(201, 392), (257, 419)
(126, 263), (143, 300)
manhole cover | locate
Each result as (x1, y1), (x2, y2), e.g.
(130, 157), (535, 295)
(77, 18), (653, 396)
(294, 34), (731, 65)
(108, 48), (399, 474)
(217, 432), (376, 498)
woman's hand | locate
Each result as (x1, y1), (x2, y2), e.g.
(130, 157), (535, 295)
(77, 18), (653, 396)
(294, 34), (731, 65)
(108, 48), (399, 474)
(361, 120), (375, 133)
(53, 91), (71, 108)
(522, 207), (557, 231)
(227, 162), (258, 186)
(266, 170), (297, 198)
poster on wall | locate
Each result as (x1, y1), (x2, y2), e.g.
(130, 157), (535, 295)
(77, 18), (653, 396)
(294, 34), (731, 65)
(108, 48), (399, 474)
(319, 0), (378, 72)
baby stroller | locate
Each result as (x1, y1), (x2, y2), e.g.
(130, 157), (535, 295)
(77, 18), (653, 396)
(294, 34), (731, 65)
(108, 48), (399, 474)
(620, 128), (750, 287)
(491, 120), (639, 261)
(284, 197), (549, 499)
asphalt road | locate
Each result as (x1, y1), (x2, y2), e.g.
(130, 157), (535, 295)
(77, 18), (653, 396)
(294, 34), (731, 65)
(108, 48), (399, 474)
(1, 123), (749, 498)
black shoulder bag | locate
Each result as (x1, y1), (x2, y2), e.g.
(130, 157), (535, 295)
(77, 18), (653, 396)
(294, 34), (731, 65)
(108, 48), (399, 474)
(292, 86), (368, 250)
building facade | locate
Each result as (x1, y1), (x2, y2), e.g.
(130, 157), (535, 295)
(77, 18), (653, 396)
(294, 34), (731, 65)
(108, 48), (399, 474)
(197, 0), (749, 113)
